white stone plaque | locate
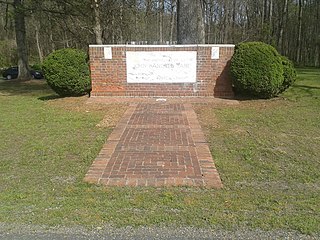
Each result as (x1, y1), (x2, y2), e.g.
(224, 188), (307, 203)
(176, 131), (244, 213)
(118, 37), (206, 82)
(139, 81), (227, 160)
(104, 47), (112, 59)
(211, 47), (220, 59)
(126, 51), (197, 83)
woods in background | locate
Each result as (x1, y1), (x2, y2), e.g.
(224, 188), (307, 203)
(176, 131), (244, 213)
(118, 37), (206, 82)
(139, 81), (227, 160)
(0, 0), (319, 69)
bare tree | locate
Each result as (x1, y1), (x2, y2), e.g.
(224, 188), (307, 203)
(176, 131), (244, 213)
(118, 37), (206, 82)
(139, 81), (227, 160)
(159, 0), (164, 43)
(278, 0), (288, 52)
(13, 0), (31, 80)
(1, 0), (319, 67)
(296, 0), (303, 63)
(92, 0), (102, 44)
(177, 0), (205, 44)
(169, 0), (176, 44)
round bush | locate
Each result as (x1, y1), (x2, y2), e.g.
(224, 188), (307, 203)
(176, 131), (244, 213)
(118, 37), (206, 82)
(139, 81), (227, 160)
(43, 48), (90, 97)
(279, 55), (297, 93)
(230, 42), (284, 98)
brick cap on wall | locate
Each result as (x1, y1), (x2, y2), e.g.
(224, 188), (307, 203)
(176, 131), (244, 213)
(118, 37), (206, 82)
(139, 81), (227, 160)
(89, 44), (236, 48)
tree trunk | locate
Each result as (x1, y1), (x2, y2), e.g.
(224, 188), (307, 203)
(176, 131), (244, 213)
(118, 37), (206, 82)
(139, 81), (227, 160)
(14, 0), (31, 80)
(262, 0), (266, 29)
(268, 0), (273, 44)
(35, 23), (43, 63)
(63, 29), (70, 48)
(206, 1), (211, 43)
(48, 16), (55, 52)
(296, 0), (303, 63)
(159, 0), (164, 44)
(278, 0), (288, 52)
(197, 0), (205, 43)
(315, 44), (319, 67)
(119, 0), (124, 43)
(169, 0), (176, 44)
(232, 0), (237, 43)
(177, 0), (205, 44)
(92, 0), (103, 44)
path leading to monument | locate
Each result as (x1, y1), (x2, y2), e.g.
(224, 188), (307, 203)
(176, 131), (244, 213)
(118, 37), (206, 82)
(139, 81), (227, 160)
(84, 102), (222, 188)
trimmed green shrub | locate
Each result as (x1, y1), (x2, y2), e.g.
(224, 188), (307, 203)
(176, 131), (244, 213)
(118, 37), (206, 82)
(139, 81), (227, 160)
(230, 42), (284, 98)
(279, 55), (297, 93)
(43, 48), (90, 97)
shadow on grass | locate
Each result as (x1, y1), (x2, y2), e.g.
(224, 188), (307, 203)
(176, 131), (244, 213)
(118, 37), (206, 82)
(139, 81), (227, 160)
(231, 91), (270, 101)
(0, 79), (54, 96)
(287, 86), (320, 100)
(293, 84), (320, 90)
(233, 95), (262, 101)
(231, 83), (320, 101)
(38, 95), (63, 101)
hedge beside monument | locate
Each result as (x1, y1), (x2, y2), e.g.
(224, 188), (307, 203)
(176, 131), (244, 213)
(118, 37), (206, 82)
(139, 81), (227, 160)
(279, 55), (297, 93)
(43, 48), (90, 97)
(230, 42), (296, 99)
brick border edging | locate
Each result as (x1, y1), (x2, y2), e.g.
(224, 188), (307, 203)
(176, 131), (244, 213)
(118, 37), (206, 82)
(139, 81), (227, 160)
(183, 104), (223, 188)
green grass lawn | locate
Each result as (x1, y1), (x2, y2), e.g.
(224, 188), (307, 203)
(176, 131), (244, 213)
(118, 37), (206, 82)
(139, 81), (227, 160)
(0, 69), (319, 234)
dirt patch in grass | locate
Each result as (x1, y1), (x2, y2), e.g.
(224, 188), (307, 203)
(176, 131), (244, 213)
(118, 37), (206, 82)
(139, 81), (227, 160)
(95, 105), (128, 127)
(45, 96), (128, 128)
(193, 104), (220, 130)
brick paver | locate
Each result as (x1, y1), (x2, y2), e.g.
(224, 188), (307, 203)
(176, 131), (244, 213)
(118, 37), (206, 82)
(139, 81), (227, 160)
(84, 102), (222, 188)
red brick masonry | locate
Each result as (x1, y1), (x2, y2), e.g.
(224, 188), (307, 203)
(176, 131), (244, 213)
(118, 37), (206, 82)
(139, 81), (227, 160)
(84, 102), (223, 188)
(89, 44), (234, 97)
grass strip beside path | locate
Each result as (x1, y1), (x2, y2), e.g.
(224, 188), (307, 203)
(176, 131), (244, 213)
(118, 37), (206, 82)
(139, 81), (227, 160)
(0, 69), (319, 234)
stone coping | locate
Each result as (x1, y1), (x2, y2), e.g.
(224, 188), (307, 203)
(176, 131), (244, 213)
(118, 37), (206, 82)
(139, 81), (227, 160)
(89, 44), (236, 48)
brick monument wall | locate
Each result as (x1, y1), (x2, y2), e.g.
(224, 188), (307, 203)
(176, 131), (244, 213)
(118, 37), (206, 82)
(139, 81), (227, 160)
(89, 45), (235, 97)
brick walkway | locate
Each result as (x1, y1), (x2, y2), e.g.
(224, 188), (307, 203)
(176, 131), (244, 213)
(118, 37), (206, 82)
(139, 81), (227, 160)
(84, 102), (222, 188)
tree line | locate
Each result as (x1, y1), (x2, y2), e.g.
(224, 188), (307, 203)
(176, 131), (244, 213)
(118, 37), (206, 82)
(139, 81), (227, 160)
(0, 0), (319, 76)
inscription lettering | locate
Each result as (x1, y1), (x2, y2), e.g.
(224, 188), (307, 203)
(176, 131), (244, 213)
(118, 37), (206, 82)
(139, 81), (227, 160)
(126, 51), (197, 83)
